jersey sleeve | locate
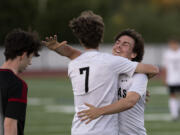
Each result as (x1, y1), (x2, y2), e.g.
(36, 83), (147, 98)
(128, 73), (148, 97)
(5, 80), (27, 120)
(112, 56), (138, 77)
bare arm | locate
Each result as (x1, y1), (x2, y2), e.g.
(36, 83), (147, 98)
(99, 92), (140, 114)
(42, 35), (82, 60)
(78, 92), (140, 124)
(4, 117), (17, 135)
(54, 44), (81, 60)
(135, 63), (159, 78)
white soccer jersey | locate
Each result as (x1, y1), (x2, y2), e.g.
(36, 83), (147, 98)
(68, 50), (138, 135)
(162, 49), (180, 85)
(118, 73), (148, 135)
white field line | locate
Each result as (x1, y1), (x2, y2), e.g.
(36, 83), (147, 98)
(25, 125), (69, 133)
(148, 86), (168, 95)
(145, 113), (171, 121)
(45, 105), (74, 113)
(28, 85), (171, 122)
(28, 86), (167, 106)
(28, 97), (54, 105)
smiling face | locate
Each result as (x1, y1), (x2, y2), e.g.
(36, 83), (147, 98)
(112, 35), (137, 60)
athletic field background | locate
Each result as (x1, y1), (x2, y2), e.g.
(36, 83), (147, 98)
(23, 76), (180, 135)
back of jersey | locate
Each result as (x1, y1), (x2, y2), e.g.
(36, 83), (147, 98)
(68, 50), (137, 135)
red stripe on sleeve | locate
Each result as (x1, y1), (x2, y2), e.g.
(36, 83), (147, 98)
(8, 98), (27, 103)
(21, 81), (28, 100)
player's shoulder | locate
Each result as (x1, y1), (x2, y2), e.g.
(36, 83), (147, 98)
(99, 52), (131, 63)
(0, 69), (20, 88)
(133, 73), (148, 80)
(69, 51), (113, 64)
(0, 69), (25, 84)
(0, 69), (16, 80)
(95, 52), (132, 67)
(133, 73), (147, 77)
(98, 52), (121, 60)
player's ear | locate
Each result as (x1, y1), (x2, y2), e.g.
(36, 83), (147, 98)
(20, 52), (27, 60)
(131, 53), (137, 59)
(79, 40), (86, 48)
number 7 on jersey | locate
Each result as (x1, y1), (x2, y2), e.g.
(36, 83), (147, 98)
(79, 67), (89, 93)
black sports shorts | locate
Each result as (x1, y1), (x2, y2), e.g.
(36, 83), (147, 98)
(168, 85), (180, 94)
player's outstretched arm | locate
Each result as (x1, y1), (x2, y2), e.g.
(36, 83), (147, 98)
(135, 63), (159, 78)
(42, 35), (82, 60)
(78, 92), (140, 124)
(4, 117), (17, 135)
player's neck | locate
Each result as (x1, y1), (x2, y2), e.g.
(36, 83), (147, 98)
(1, 60), (19, 75)
(84, 46), (99, 51)
(84, 48), (99, 51)
(81, 42), (99, 51)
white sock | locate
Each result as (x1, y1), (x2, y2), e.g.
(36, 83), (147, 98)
(169, 98), (179, 119)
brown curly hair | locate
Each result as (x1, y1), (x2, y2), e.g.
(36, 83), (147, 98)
(69, 11), (104, 49)
(4, 29), (42, 61)
(115, 29), (144, 62)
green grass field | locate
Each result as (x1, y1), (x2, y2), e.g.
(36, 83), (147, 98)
(23, 77), (180, 135)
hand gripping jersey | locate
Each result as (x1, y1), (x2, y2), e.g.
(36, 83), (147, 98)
(68, 50), (138, 135)
(118, 73), (148, 135)
(162, 49), (180, 85)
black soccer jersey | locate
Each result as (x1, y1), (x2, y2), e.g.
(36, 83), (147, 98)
(0, 69), (28, 135)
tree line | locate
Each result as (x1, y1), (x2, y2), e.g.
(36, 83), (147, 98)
(0, 0), (180, 45)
